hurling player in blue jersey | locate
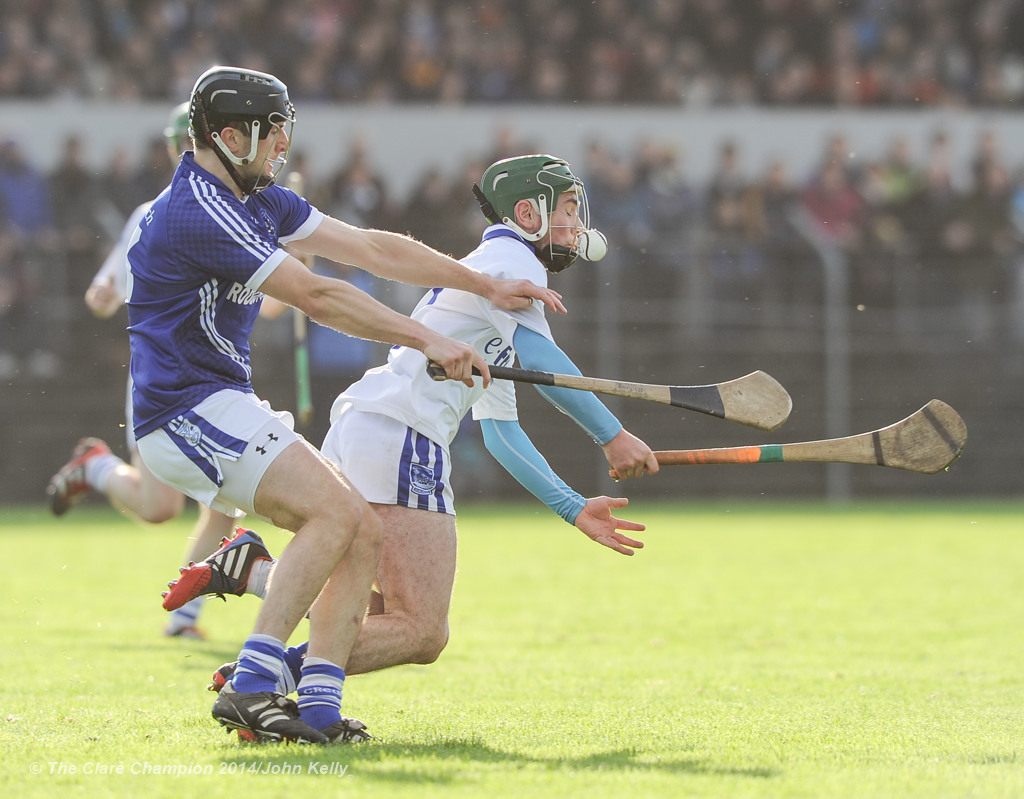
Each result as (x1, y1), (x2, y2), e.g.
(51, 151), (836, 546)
(46, 103), (240, 640)
(128, 66), (564, 745)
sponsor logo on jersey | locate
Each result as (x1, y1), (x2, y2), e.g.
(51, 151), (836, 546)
(225, 282), (264, 305)
(484, 337), (514, 366)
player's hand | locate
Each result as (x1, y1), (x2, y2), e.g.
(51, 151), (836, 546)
(575, 496), (645, 556)
(488, 278), (566, 315)
(602, 429), (659, 481)
(84, 276), (122, 319)
(423, 334), (491, 388)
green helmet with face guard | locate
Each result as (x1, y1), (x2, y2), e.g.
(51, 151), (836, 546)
(163, 102), (191, 155)
(473, 154), (605, 272)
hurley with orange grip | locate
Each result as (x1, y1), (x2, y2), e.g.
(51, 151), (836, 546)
(610, 399), (967, 478)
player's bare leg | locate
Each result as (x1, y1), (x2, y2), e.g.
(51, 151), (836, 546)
(250, 440), (380, 654)
(104, 451), (186, 523)
(211, 438), (380, 742)
(345, 505), (457, 675)
(47, 438), (185, 522)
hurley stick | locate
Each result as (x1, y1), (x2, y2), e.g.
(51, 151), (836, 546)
(612, 399), (967, 477)
(427, 362), (792, 432)
(285, 171), (313, 427)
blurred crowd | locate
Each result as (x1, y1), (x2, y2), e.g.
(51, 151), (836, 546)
(2, 117), (1023, 381)
(3, 0), (1024, 107)
(3, 0), (1024, 382)
(302, 122), (1024, 343)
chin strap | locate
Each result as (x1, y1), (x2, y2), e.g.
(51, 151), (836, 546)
(211, 145), (260, 196)
(473, 184), (500, 224)
(540, 245), (578, 273)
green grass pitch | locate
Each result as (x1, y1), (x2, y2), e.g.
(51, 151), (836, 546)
(2, 500), (1023, 798)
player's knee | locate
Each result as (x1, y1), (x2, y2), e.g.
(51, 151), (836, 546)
(411, 620), (450, 665)
(298, 486), (365, 542)
(318, 495), (381, 563)
(138, 493), (185, 524)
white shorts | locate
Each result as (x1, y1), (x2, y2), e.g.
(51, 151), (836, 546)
(322, 402), (456, 515)
(136, 389), (302, 518)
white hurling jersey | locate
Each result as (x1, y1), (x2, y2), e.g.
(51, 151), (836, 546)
(333, 225), (552, 447)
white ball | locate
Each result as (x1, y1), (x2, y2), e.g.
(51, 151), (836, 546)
(578, 228), (608, 261)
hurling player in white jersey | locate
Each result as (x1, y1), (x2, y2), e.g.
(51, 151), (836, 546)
(177, 155), (657, 689)
(136, 67), (564, 746)
(46, 103), (241, 640)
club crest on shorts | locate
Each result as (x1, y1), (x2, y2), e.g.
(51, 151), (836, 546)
(408, 463), (436, 496)
(172, 417), (203, 448)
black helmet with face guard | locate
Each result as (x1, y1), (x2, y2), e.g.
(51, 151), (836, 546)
(189, 66), (295, 195)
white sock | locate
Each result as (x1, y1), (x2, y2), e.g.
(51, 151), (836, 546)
(86, 453), (123, 493)
(246, 558), (273, 599)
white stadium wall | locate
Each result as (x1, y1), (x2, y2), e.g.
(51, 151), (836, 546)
(3, 102), (1024, 196)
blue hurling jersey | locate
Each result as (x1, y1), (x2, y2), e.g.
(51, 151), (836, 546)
(127, 152), (323, 437)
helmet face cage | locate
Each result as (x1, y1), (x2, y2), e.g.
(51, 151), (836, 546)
(478, 155), (591, 272)
(189, 66), (296, 195)
(537, 163), (590, 232)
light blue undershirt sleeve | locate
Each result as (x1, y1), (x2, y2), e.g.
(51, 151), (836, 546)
(512, 325), (622, 446)
(480, 418), (586, 525)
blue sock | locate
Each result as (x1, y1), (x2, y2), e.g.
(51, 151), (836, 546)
(232, 634), (287, 694)
(296, 657), (345, 730)
(281, 641), (308, 692)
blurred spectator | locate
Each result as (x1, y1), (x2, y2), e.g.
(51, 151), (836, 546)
(322, 137), (392, 230)
(631, 141), (703, 296)
(581, 144), (646, 289)
(703, 141), (768, 303)
(801, 159), (867, 254)
(854, 136), (922, 304)
(449, 154), (497, 254)
(743, 158), (818, 308)
(0, 220), (38, 378)
(1008, 167), (1024, 344)
(943, 159), (1017, 341)
(132, 136), (178, 208)
(402, 167), (463, 256)
(971, 127), (1003, 186)
(902, 152), (964, 304)
(0, 137), (59, 377)
(50, 135), (107, 299)
(101, 149), (145, 222)
(0, 138), (56, 247)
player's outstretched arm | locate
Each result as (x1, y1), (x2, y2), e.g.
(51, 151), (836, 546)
(261, 256), (489, 387)
(574, 496), (646, 556)
(479, 418), (644, 555)
(513, 326), (657, 479)
(294, 217), (566, 314)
